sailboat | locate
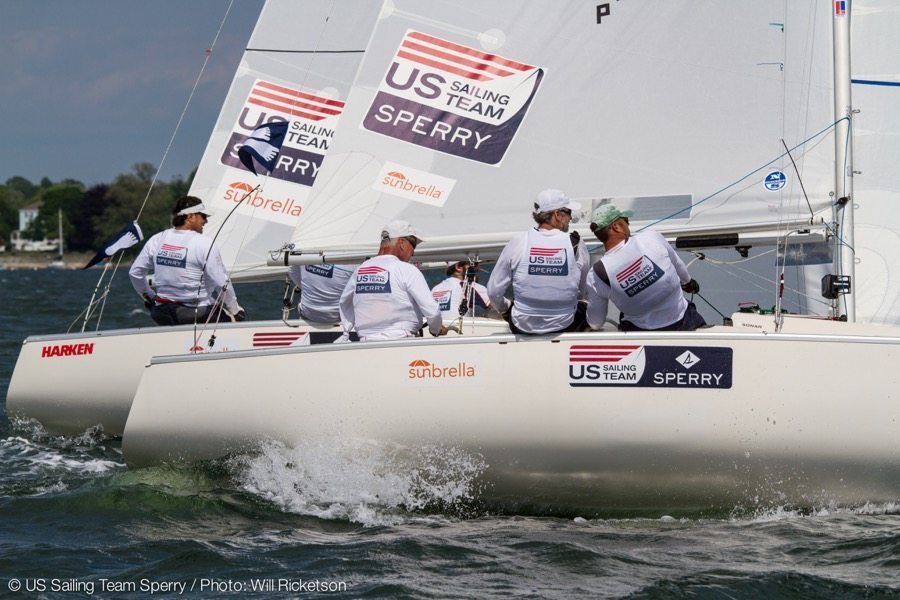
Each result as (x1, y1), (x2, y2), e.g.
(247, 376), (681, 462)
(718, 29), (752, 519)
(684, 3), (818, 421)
(47, 209), (65, 269)
(6, 0), (414, 436)
(119, 0), (899, 511)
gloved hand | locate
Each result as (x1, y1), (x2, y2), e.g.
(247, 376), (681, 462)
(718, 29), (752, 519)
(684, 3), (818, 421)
(681, 279), (700, 294)
(142, 294), (155, 310)
(233, 309), (247, 322)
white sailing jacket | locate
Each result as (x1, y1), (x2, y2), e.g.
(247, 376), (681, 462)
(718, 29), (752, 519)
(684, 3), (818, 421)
(339, 254), (442, 341)
(129, 228), (240, 312)
(585, 230), (690, 330)
(288, 263), (356, 324)
(487, 228), (588, 334)
(431, 276), (491, 320)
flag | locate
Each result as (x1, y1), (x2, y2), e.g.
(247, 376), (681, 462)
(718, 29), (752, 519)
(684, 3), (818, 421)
(82, 221), (144, 269)
(237, 121), (289, 175)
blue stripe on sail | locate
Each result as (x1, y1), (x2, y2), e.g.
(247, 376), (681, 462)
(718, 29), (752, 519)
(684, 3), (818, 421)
(851, 79), (900, 87)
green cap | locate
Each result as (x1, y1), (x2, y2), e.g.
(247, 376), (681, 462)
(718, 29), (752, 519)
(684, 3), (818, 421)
(590, 205), (634, 229)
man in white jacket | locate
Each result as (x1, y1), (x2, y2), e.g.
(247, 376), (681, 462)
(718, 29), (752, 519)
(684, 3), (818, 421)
(487, 189), (589, 334)
(339, 220), (448, 341)
(129, 196), (244, 326)
(585, 205), (705, 331)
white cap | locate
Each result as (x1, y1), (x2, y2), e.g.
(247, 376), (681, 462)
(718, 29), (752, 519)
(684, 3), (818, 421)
(533, 189), (581, 214)
(381, 219), (423, 243)
(176, 202), (213, 217)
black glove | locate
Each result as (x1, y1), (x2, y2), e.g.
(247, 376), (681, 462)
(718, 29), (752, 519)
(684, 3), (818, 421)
(233, 309), (246, 322)
(142, 294), (155, 310)
(681, 279), (700, 294)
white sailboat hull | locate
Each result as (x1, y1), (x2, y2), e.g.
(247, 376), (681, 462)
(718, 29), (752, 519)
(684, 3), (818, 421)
(6, 320), (343, 435)
(123, 316), (900, 511)
(6, 318), (511, 436)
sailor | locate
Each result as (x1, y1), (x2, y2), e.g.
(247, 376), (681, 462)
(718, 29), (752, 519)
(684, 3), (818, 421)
(287, 262), (357, 324)
(486, 189), (589, 334)
(129, 196), (245, 326)
(431, 261), (491, 320)
(339, 220), (448, 341)
(585, 205), (706, 331)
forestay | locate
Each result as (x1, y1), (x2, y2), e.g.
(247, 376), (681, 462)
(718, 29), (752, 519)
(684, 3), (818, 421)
(288, 1), (837, 264)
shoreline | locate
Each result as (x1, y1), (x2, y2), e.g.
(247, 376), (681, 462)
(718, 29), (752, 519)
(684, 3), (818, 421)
(0, 252), (104, 270)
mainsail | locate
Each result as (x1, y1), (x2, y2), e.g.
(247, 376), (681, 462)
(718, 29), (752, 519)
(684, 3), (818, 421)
(189, 0), (383, 281)
(850, 0), (900, 325)
(288, 1), (837, 265)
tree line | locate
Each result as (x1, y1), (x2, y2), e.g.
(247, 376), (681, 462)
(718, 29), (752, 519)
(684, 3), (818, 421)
(0, 163), (194, 252)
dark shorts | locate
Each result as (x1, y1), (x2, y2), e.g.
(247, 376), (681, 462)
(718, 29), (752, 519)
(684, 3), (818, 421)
(150, 303), (230, 326)
(619, 302), (708, 332)
(506, 301), (589, 335)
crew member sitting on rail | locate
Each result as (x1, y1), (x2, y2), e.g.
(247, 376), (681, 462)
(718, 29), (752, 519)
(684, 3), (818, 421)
(486, 189), (589, 334)
(288, 263), (357, 324)
(585, 205), (705, 331)
(339, 220), (448, 341)
(129, 196), (245, 326)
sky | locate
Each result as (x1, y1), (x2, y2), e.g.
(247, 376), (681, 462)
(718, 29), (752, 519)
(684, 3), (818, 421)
(1, 0), (265, 186)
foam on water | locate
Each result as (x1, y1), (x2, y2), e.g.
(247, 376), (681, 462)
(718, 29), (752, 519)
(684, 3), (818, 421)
(0, 419), (123, 495)
(231, 438), (487, 526)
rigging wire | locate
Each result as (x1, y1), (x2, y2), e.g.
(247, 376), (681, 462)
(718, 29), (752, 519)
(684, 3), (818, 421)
(84, 0), (237, 331)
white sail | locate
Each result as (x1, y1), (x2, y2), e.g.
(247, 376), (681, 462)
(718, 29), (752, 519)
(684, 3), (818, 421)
(285, 1), (837, 264)
(850, 0), (900, 325)
(190, 0), (383, 281)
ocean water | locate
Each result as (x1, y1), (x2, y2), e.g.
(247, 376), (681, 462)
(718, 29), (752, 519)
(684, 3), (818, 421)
(0, 269), (897, 599)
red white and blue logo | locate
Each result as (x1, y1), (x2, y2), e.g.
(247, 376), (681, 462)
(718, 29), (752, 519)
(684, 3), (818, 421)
(615, 255), (664, 297)
(356, 265), (392, 294)
(432, 289), (452, 311)
(363, 30), (544, 165)
(528, 247), (568, 276)
(834, 1), (846, 16)
(156, 243), (187, 268)
(568, 344), (733, 388)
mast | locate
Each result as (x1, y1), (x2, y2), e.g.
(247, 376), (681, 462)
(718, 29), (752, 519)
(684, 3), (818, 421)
(57, 208), (64, 261)
(833, 1), (855, 321)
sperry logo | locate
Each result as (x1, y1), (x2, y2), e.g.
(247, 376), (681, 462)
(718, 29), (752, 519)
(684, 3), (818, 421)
(408, 359), (476, 379)
(41, 343), (94, 358)
(528, 247), (568, 276)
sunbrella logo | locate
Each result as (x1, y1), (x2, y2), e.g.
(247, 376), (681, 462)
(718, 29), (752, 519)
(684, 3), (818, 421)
(222, 181), (303, 223)
(373, 161), (456, 207)
(363, 29), (544, 165)
(408, 359), (476, 379)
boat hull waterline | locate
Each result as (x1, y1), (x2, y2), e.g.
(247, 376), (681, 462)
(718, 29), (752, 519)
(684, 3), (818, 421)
(123, 320), (900, 511)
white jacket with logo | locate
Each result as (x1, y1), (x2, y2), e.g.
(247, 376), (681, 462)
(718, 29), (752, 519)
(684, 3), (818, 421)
(585, 230), (690, 330)
(487, 228), (588, 334)
(431, 276), (490, 320)
(339, 254), (442, 341)
(129, 228), (240, 312)
(288, 263), (356, 324)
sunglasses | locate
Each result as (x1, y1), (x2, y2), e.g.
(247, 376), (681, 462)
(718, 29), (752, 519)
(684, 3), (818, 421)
(403, 236), (420, 249)
(556, 208), (572, 217)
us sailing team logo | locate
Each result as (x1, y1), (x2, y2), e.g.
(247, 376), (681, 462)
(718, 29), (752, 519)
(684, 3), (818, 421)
(221, 79), (345, 187)
(568, 344), (733, 388)
(363, 30), (545, 165)
(156, 243), (187, 268)
(528, 247), (568, 276)
(432, 289), (452, 311)
(616, 255), (664, 297)
(355, 265), (392, 294)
